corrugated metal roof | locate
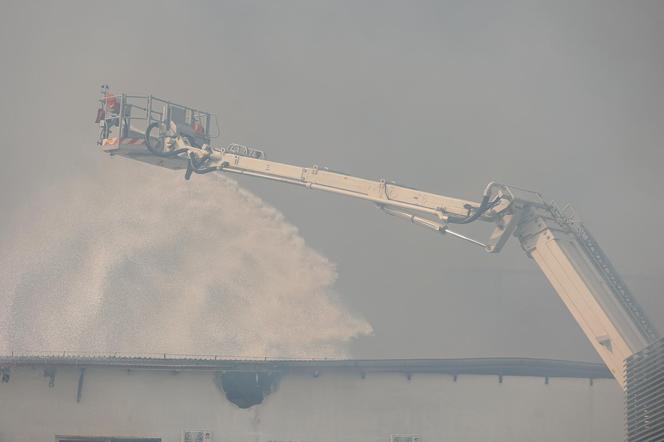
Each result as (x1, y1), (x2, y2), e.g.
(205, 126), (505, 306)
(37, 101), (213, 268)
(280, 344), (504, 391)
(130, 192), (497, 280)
(0, 353), (612, 379)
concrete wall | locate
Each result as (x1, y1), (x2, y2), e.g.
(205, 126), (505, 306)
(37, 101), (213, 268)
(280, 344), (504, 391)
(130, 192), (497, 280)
(0, 365), (623, 442)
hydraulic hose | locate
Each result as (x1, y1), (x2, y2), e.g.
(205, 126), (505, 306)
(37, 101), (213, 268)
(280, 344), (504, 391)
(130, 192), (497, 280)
(144, 122), (190, 157)
(185, 155), (227, 180)
(447, 181), (500, 224)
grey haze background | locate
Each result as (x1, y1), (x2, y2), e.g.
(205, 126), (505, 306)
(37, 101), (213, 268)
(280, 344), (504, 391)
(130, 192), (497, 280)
(0, 0), (662, 361)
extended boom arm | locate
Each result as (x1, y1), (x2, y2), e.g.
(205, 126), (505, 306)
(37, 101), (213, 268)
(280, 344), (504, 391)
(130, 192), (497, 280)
(108, 137), (659, 388)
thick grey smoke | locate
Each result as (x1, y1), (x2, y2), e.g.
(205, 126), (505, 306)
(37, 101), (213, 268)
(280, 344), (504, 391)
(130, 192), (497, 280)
(1, 1), (662, 361)
(0, 162), (372, 357)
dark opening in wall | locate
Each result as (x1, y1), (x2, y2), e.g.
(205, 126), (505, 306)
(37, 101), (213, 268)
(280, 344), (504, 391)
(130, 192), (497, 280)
(215, 371), (280, 408)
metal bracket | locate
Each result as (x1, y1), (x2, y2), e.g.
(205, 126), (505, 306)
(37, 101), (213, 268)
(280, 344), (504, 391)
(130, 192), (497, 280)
(486, 209), (523, 253)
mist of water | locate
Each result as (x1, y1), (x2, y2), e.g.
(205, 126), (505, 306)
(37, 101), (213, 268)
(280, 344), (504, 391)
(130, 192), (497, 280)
(0, 162), (372, 358)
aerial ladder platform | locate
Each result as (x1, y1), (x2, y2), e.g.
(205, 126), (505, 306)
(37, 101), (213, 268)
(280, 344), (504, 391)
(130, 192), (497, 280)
(96, 90), (661, 398)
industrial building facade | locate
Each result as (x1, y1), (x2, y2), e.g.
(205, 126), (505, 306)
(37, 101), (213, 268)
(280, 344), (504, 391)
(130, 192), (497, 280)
(625, 336), (664, 442)
(0, 355), (623, 442)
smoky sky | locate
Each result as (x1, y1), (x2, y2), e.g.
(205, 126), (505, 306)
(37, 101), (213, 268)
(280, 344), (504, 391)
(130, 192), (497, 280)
(0, 0), (663, 362)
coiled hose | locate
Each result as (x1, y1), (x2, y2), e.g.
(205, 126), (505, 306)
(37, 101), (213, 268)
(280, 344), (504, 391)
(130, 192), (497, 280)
(144, 122), (190, 157)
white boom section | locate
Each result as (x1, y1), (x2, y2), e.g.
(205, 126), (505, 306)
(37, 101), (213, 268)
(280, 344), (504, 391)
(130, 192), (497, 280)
(107, 140), (658, 388)
(512, 204), (658, 387)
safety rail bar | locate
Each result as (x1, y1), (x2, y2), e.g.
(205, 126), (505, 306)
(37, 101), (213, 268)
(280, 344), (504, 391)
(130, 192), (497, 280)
(98, 94), (213, 140)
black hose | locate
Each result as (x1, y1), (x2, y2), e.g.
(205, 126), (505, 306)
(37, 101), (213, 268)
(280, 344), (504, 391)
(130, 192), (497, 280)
(446, 196), (490, 224)
(447, 195), (502, 224)
(185, 161), (193, 180)
(193, 167), (219, 174)
(144, 122), (190, 157)
(184, 155), (227, 180)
